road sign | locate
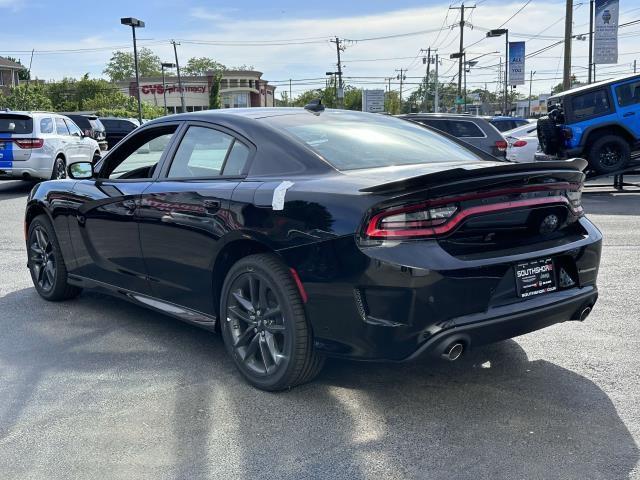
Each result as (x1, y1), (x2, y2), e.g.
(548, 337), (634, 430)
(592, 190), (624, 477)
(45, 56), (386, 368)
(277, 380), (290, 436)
(362, 89), (385, 113)
(594, 0), (619, 64)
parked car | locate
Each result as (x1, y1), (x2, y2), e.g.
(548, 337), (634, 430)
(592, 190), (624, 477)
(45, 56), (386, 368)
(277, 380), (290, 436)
(485, 116), (530, 132)
(99, 117), (138, 147)
(538, 73), (640, 174)
(64, 114), (108, 152)
(399, 113), (508, 158)
(0, 111), (101, 181)
(25, 108), (601, 391)
(505, 123), (540, 163)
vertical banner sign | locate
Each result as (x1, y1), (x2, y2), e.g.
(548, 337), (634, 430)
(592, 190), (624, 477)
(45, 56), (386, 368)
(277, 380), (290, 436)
(509, 42), (526, 86)
(594, 0), (619, 64)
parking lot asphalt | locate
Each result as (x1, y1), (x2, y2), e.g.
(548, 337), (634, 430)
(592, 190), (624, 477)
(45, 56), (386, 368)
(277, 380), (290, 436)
(0, 179), (639, 480)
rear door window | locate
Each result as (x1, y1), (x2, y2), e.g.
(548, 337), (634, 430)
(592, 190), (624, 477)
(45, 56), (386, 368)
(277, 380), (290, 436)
(615, 81), (640, 107)
(55, 118), (70, 135)
(447, 120), (485, 138)
(0, 115), (33, 134)
(417, 119), (450, 134)
(40, 118), (54, 134)
(571, 89), (611, 120)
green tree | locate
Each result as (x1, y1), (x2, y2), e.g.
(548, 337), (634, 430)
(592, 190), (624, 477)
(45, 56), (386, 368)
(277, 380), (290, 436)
(385, 91), (401, 114)
(47, 75), (120, 111)
(0, 84), (52, 110)
(183, 57), (226, 76)
(209, 72), (222, 109)
(5, 57), (30, 81)
(103, 48), (162, 82)
(343, 86), (362, 110)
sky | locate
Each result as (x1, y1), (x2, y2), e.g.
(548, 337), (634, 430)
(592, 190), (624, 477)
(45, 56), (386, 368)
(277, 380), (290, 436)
(2, 0), (640, 100)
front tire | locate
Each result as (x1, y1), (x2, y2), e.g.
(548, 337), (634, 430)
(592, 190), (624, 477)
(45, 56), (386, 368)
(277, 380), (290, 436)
(588, 135), (631, 174)
(220, 254), (324, 391)
(27, 215), (82, 301)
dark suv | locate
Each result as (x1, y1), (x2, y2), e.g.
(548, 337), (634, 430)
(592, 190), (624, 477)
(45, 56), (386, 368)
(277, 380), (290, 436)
(64, 114), (108, 151)
(538, 73), (640, 174)
(400, 113), (507, 158)
(99, 117), (139, 148)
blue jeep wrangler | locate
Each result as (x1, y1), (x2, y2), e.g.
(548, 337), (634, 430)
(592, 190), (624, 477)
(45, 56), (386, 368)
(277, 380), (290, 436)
(538, 73), (640, 174)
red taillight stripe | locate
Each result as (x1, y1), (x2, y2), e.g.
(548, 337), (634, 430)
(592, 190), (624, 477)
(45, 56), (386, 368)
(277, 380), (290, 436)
(367, 196), (581, 239)
(13, 138), (44, 149)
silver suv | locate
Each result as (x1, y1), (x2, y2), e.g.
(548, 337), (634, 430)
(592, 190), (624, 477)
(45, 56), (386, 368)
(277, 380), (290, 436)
(0, 111), (101, 181)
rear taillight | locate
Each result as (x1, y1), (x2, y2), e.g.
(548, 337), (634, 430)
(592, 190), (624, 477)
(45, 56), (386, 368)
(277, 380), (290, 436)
(512, 140), (528, 148)
(495, 140), (508, 152)
(366, 183), (584, 239)
(14, 138), (44, 149)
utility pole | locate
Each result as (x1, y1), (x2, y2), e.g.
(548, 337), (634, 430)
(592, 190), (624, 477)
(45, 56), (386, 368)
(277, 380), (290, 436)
(528, 70), (536, 117)
(395, 69), (406, 103)
(563, 0), (574, 91)
(434, 54), (440, 113)
(330, 37), (345, 108)
(289, 79), (292, 106)
(588, 0), (594, 83)
(463, 53), (467, 112)
(171, 40), (186, 113)
(450, 3), (475, 112)
(420, 47), (432, 112)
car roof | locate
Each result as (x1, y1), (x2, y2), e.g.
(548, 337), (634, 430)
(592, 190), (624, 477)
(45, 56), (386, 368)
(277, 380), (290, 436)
(550, 73), (640, 99)
(503, 122), (538, 137)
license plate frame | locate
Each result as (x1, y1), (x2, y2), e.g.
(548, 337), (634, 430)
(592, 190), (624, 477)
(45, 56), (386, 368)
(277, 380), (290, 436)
(515, 257), (557, 298)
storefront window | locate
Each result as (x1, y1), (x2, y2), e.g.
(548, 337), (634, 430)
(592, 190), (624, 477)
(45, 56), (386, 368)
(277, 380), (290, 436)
(222, 92), (249, 109)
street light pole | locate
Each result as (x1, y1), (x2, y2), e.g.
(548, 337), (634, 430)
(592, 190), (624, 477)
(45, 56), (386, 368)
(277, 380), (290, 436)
(486, 29), (509, 115)
(120, 17), (145, 124)
(528, 70), (536, 117)
(161, 62), (176, 116)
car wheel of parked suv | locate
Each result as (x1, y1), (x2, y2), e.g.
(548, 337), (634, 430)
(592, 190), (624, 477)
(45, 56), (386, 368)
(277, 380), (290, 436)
(51, 157), (67, 180)
(220, 254), (325, 391)
(27, 215), (82, 301)
(588, 135), (630, 174)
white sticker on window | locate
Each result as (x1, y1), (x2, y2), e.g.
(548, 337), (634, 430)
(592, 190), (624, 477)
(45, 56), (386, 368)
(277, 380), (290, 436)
(272, 181), (294, 210)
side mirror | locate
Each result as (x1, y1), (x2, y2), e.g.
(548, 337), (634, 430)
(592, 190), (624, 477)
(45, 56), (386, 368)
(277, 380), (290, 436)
(68, 161), (94, 180)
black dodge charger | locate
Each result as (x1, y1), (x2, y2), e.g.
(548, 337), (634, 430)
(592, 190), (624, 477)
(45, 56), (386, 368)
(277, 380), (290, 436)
(24, 107), (602, 391)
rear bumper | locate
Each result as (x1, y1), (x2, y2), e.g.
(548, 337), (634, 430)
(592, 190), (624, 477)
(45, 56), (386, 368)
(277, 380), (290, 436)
(283, 217), (602, 361)
(403, 286), (597, 361)
(0, 152), (54, 180)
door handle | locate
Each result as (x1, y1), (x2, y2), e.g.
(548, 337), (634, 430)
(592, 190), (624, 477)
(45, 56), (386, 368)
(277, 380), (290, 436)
(623, 112), (636, 117)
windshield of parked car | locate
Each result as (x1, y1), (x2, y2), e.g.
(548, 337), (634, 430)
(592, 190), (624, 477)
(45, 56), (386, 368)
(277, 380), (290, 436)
(0, 115), (33, 134)
(266, 111), (483, 170)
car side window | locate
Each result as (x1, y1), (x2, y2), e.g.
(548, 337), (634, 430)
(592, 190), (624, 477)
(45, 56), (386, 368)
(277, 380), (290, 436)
(168, 126), (247, 178)
(55, 118), (70, 135)
(65, 119), (82, 137)
(417, 119), (449, 134)
(100, 125), (177, 180)
(40, 118), (54, 134)
(447, 120), (484, 138)
(571, 89), (611, 120)
(615, 81), (640, 107)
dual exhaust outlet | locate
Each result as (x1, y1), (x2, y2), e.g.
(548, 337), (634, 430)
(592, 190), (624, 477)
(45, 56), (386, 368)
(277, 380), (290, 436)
(441, 342), (464, 362)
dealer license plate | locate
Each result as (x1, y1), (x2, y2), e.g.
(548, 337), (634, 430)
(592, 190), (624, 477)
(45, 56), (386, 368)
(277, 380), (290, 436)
(515, 258), (557, 298)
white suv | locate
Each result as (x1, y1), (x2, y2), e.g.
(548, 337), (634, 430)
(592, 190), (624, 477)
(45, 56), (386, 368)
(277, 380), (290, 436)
(0, 111), (101, 181)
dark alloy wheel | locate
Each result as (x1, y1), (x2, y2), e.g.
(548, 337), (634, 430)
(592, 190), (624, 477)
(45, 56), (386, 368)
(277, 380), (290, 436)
(588, 135), (631, 174)
(220, 254), (324, 391)
(27, 215), (82, 301)
(29, 225), (56, 293)
(51, 157), (66, 180)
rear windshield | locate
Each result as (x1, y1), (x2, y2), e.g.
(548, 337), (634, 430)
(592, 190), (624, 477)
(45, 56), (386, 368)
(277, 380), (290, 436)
(265, 112), (482, 170)
(0, 115), (33, 134)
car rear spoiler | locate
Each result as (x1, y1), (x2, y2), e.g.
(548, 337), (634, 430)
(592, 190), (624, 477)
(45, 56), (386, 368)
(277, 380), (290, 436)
(359, 158), (588, 194)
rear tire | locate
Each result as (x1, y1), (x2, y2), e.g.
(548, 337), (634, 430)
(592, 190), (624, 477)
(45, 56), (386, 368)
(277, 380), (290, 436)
(27, 215), (82, 301)
(220, 254), (324, 391)
(51, 156), (66, 180)
(587, 135), (631, 174)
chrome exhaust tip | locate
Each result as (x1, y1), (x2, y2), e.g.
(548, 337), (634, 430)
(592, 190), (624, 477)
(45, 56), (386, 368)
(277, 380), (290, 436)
(442, 342), (464, 361)
(579, 306), (592, 321)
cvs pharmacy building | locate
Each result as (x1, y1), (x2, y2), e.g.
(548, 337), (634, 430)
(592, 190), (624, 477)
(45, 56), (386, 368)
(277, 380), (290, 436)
(119, 70), (276, 113)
